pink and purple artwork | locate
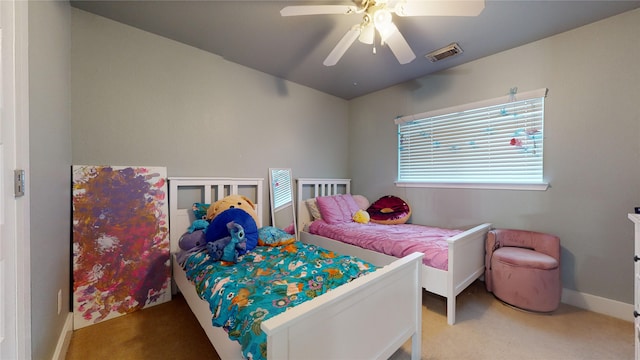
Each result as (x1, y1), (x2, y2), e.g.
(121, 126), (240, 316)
(72, 165), (170, 329)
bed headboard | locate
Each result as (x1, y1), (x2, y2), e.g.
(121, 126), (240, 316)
(296, 178), (351, 232)
(168, 177), (264, 253)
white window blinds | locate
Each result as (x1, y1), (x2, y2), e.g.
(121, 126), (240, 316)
(395, 88), (548, 188)
(271, 169), (293, 210)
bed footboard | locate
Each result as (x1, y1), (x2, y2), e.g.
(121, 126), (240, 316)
(444, 222), (492, 325)
(262, 252), (423, 360)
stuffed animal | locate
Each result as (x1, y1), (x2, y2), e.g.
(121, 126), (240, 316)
(206, 194), (260, 227)
(367, 195), (412, 225)
(176, 218), (210, 264)
(176, 229), (207, 264)
(206, 208), (258, 254)
(187, 219), (209, 233)
(179, 230), (206, 250)
(206, 235), (231, 262)
(220, 222), (246, 265)
(353, 209), (370, 224)
(206, 221), (248, 263)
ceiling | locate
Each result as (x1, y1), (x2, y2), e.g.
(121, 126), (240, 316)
(70, 0), (640, 100)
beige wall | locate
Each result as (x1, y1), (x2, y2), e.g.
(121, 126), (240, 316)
(71, 8), (350, 226)
(349, 9), (640, 303)
(29, 1), (72, 358)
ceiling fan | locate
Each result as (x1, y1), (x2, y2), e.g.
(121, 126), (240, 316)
(281, 0), (485, 66)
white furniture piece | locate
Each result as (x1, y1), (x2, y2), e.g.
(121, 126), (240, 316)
(296, 178), (492, 325)
(629, 213), (640, 360)
(169, 177), (423, 360)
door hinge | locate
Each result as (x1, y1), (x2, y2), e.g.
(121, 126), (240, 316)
(14, 169), (25, 197)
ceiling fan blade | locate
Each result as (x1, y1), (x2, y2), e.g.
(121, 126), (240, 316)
(394, 0), (485, 17)
(381, 23), (416, 64)
(280, 5), (358, 17)
(323, 26), (361, 66)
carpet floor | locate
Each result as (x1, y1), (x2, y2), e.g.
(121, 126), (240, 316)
(65, 281), (633, 360)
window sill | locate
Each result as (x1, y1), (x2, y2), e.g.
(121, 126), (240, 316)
(395, 182), (549, 191)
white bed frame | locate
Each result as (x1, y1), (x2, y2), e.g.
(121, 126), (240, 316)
(296, 178), (492, 325)
(169, 177), (423, 360)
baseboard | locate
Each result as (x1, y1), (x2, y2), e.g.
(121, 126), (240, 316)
(52, 313), (73, 360)
(562, 287), (633, 322)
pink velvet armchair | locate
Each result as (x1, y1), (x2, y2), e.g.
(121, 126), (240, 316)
(485, 229), (561, 312)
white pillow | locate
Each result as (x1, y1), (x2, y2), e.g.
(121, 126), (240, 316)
(305, 198), (322, 220)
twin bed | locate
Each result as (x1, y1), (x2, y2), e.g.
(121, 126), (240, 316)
(296, 178), (492, 326)
(169, 177), (424, 360)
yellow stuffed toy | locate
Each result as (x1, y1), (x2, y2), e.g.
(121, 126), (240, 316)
(206, 194), (260, 227)
(352, 209), (370, 224)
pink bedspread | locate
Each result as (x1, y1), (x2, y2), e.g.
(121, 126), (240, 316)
(308, 220), (463, 271)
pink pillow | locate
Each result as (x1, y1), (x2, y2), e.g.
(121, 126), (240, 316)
(352, 194), (370, 210)
(315, 194), (360, 224)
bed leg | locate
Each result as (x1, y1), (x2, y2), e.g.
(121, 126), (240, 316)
(447, 296), (456, 325)
(411, 330), (421, 360)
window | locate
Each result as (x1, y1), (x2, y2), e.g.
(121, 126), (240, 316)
(270, 169), (293, 210)
(396, 88), (548, 190)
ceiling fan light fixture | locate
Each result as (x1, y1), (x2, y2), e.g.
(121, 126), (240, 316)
(281, 0), (481, 66)
(373, 8), (392, 26)
(425, 42), (463, 62)
(359, 22), (375, 44)
(373, 8), (393, 40)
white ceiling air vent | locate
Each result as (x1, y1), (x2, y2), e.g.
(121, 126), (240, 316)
(425, 42), (463, 62)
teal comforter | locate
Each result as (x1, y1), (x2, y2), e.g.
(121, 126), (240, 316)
(181, 241), (377, 360)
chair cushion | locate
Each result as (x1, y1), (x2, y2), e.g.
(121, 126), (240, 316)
(493, 247), (558, 270)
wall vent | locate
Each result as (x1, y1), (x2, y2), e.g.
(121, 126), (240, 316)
(425, 42), (463, 63)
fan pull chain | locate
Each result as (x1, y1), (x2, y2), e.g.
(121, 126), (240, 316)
(372, 28), (377, 54)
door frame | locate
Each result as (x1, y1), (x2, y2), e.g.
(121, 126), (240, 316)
(1, 0), (31, 358)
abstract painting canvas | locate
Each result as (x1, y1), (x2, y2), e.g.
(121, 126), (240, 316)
(72, 165), (170, 329)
